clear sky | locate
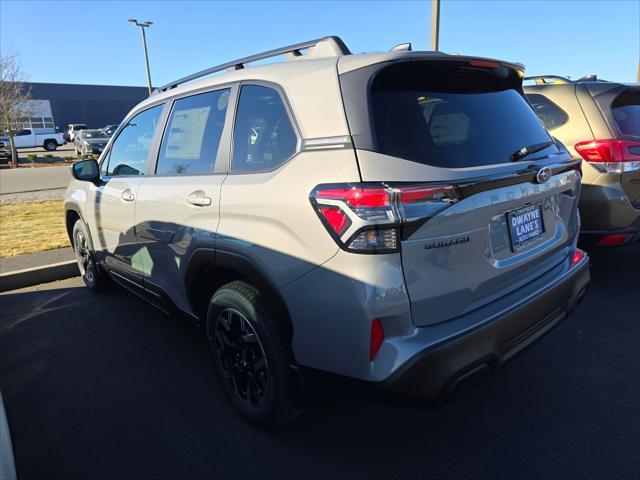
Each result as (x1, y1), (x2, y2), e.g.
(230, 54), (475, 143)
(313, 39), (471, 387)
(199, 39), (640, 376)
(1, 0), (638, 87)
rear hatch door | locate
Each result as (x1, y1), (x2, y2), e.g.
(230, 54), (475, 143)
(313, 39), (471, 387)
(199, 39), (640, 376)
(340, 57), (581, 326)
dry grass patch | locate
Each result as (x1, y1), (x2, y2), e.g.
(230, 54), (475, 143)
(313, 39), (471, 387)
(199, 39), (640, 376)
(0, 200), (69, 258)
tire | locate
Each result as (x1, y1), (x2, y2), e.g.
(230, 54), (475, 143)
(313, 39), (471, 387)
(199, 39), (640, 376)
(206, 281), (296, 427)
(72, 219), (110, 292)
(43, 140), (57, 151)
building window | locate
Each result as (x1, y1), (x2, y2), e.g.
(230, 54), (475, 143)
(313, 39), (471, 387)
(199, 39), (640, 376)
(30, 116), (44, 128)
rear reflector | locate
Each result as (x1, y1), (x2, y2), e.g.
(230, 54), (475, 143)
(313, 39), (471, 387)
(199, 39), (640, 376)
(571, 248), (587, 265)
(574, 139), (640, 173)
(370, 319), (385, 361)
(596, 233), (633, 247)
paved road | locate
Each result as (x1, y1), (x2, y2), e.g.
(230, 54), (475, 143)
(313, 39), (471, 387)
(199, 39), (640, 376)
(0, 165), (72, 194)
(0, 246), (638, 479)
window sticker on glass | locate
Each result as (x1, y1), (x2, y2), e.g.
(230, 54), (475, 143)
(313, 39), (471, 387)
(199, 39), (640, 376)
(217, 90), (230, 111)
(165, 106), (211, 160)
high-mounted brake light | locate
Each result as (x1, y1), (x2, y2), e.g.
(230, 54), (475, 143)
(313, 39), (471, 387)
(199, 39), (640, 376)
(311, 183), (461, 253)
(574, 139), (640, 173)
(468, 59), (500, 69)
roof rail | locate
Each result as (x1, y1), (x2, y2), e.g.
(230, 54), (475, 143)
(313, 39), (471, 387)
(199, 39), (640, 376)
(155, 36), (351, 94)
(524, 75), (572, 85)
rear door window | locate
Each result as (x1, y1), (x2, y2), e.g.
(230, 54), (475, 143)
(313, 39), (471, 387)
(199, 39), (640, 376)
(350, 61), (558, 168)
(525, 93), (569, 130)
(231, 85), (297, 172)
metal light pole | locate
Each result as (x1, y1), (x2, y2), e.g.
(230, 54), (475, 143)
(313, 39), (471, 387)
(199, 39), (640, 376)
(431, 0), (441, 51)
(128, 19), (154, 95)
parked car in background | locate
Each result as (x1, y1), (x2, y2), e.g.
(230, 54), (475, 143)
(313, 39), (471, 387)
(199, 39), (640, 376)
(524, 76), (640, 246)
(3, 129), (64, 151)
(65, 36), (589, 426)
(68, 123), (88, 142)
(101, 124), (119, 136)
(74, 129), (109, 156)
(0, 137), (11, 160)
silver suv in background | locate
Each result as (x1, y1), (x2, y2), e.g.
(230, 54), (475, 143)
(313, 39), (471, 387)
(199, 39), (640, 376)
(65, 37), (589, 426)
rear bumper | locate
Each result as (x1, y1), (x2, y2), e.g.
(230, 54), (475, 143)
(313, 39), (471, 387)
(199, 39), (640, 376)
(381, 255), (590, 403)
(579, 181), (640, 234)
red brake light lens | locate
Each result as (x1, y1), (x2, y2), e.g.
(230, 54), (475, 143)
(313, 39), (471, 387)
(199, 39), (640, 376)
(369, 319), (384, 361)
(318, 206), (351, 236)
(315, 188), (390, 208)
(574, 139), (640, 173)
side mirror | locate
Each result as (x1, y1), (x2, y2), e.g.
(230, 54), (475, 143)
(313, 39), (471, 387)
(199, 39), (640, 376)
(71, 159), (100, 182)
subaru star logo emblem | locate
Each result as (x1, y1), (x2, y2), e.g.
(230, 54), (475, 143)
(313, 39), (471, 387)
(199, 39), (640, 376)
(536, 167), (552, 184)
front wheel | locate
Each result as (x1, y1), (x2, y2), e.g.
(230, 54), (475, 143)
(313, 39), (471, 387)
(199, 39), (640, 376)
(43, 140), (58, 151)
(72, 219), (109, 291)
(206, 281), (296, 427)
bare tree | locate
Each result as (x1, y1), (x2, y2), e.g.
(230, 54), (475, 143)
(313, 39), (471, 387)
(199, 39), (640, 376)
(0, 52), (31, 168)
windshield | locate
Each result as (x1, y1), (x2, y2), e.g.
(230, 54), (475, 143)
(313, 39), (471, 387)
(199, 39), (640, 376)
(83, 130), (108, 139)
(347, 60), (557, 168)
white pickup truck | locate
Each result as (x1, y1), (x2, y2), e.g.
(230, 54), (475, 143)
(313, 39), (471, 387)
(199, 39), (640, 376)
(9, 128), (66, 151)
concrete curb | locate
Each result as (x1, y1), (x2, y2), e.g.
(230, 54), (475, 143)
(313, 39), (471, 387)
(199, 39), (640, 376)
(0, 261), (79, 292)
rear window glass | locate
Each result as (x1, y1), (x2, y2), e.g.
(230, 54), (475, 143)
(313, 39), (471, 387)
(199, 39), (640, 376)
(611, 90), (639, 137)
(525, 93), (569, 130)
(369, 62), (557, 168)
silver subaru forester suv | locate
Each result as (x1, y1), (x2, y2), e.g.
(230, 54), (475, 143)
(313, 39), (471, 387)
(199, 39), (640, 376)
(65, 36), (590, 426)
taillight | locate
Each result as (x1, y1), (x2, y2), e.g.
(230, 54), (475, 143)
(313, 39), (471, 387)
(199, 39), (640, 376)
(574, 139), (640, 173)
(311, 183), (460, 253)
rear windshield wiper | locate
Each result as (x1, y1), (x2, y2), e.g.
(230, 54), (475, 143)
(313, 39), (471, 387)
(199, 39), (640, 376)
(510, 140), (555, 162)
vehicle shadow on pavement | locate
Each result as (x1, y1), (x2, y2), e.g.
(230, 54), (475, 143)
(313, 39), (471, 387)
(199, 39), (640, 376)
(0, 246), (638, 479)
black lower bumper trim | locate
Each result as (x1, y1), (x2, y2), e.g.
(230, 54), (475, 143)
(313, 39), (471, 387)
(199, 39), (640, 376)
(380, 258), (590, 404)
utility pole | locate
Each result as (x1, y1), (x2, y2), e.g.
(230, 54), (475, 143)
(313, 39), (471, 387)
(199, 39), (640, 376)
(431, 0), (441, 51)
(128, 19), (154, 95)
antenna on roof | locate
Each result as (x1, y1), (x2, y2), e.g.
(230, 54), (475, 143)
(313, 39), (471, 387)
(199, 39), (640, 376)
(389, 42), (412, 52)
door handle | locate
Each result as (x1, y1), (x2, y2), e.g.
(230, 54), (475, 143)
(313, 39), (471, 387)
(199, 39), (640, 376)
(187, 192), (212, 207)
(121, 190), (135, 202)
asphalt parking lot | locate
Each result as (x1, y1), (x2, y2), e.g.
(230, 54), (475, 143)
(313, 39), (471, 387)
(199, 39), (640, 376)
(0, 245), (638, 479)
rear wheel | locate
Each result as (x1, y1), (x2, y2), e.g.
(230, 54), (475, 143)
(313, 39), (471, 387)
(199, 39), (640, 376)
(72, 219), (109, 291)
(43, 140), (58, 151)
(206, 281), (296, 427)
